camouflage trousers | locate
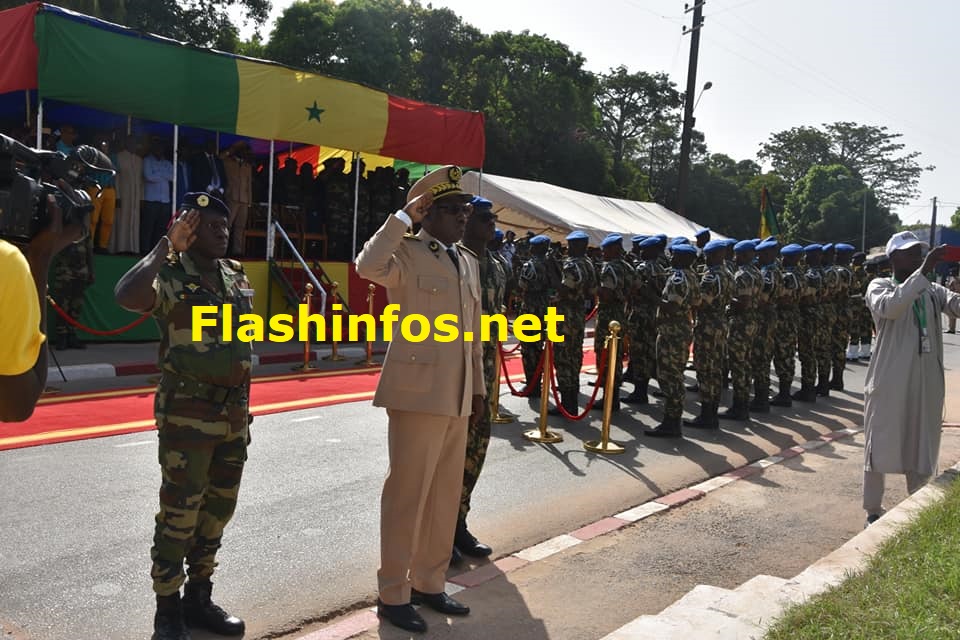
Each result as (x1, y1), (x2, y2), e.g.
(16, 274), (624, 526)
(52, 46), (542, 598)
(595, 310), (626, 390)
(817, 304), (836, 382)
(694, 316), (726, 404)
(727, 315), (757, 403)
(629, 312), (657, 382)
(797, 308), (821, 386)
(554, 319), (586, 391)
(750, 311), (778, 394)
(151, 385), (249, 596)
(773, 309), (798, 384)
(50, 279), (87, 339)
(852, 302), (874, 343)
(832, 303), (850, 372)
(521, 338), (544, 389)
(657, 319), (692, 419)
(460, 343), (496, 521)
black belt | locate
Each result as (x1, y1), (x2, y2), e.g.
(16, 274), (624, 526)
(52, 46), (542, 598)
(160, 373), (247, 406)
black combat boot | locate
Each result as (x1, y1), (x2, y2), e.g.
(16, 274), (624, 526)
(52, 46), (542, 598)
(54, 332), (69, 350)
(816, 375), (831, 397)
(770, 380), (793, 407)
(830, 365), (845, 391)
(593, 388), (621, 413)
(182, 580), (245, 636)
(791, 383), (817, 403)
(562, 387), (579, 416)
(623, 379), (649, 405)
(67, 333), (86, 349)
(720, 400), (750, 421)
(749, 382), (770, 413)
(454, 520), (492, 558)
(684, 402), (719, 429)
(153, 593), (191, 640)
(645, 415), (683, 438)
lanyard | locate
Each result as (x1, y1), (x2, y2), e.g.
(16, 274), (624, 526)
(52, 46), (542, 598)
(893, 277), (929, 348)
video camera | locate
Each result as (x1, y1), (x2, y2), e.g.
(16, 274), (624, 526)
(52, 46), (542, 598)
(0, 133), (115, 243)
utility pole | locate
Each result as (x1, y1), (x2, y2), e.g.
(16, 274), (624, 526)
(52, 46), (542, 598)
(676, 1), (705, 216)
(930, 196), (938, 248)
(861, 190), (867, 251)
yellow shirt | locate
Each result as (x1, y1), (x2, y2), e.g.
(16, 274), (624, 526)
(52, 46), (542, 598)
(0, 240), (44, 375)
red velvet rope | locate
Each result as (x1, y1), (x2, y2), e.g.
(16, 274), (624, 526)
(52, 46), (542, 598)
(585, 303), (599, 322)
(47, 296), (152, 336)
(499, 342), (545, 397)
(547, 341), (607, 420)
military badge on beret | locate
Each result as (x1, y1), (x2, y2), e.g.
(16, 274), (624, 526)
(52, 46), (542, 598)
(448, 166), (463, 182)
(197, 194), (210, 208)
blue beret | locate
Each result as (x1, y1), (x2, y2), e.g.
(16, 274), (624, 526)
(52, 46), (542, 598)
(835, 243), (856, 252)
(529, 235), (550, 245)
(566, 230), (589, 242)
(601, 233), (623, 248)
(638, 236), (661, 248)
(494, 229), (504, 241)
(695, 228), (711, 238)
(632, 234), (648, 243)
(734, 240), (757, 253)
(470, 196), (493, 209)
(804, 244), (823, 253)
(822, 243), (834, 252)
(703, 239), (726, 253)
(724, 239), (738, 247)
(181, 192), (229, 217)
(671, 237), (691, 246)
(781, 243), (803, 256)
(671, 244), (697, 255)
(752, 238), (761, 243)
(756, 239), (778, 251)
(655, 234), (668, 243)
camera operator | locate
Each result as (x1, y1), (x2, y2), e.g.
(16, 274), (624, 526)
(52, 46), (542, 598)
(0, 192), (84, 421)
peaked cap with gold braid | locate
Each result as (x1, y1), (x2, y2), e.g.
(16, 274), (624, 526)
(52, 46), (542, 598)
(405, 165), (473, 204)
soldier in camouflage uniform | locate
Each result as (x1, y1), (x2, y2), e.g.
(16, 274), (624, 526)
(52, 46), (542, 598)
(50, 225), (94, 350)
(646, 243), (700, 437)
(115, 193), (249, 640)
(624, 236), (665, 404)
(816, 244), (839, 397)
(770, 244), (803, 406)
(720, 240), (761, 421)
(847, 251), (873, 360)
(594, 234), (634, 412)
(792, 245), (824, 402)
(749, 239), (781, 413)
(830, 244), (855, 390)
(550, 230), (597, 416)
(453, 197), (506, 562)
(685, 240), (730, 429)
(517, 234), (556, 396)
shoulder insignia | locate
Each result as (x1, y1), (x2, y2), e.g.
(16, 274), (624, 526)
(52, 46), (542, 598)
(403, 233), (421, 241)
(185, 282), (200, 293)
(225, 259), (244, 272)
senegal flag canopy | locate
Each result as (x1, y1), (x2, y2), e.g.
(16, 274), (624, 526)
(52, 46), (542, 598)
(0, 2), (486, 167)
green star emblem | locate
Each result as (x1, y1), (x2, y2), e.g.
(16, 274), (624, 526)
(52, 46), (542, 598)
(305, 100), (324, 123)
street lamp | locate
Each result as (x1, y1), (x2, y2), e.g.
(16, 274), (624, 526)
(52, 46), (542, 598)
(693, 81), (713, 112)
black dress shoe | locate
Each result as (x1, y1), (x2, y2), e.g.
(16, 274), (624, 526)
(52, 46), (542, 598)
(377, 600), (427, 633)
(410, 590), (470, 616)
(455, 523), (493, 558)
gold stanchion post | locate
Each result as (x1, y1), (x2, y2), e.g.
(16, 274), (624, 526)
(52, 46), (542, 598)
(490, 342), (515, 424)
(294, 283), (318, 371)
(584, 321), (625, 454)
(357, 284), (378, 366)
(322, 282), (346, 362)
(524, 341), (563, 443)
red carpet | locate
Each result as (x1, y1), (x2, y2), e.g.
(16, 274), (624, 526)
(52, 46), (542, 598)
(0, 355), (533, 451)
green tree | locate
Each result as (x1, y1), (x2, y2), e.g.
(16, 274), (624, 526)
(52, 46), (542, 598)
(594, 66), (682, 195)
(950, 207), (960, 230)
(264, 0), (338, 70)
(758, 122), (933, 208)
(780, 164), (900, 247)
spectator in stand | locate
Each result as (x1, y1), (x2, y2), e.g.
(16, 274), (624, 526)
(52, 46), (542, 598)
(141, 137), (174, 255)
(113, 134), (144, 254)
(222, 140), (253, 257)
(88, 139), (118, 252)
(189, 138), (227, 199)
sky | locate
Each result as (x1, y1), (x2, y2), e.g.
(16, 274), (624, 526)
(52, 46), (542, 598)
(239, 0), (959, 227)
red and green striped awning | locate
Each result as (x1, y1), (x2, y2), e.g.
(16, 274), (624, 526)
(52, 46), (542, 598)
(0, 2), (485, 167)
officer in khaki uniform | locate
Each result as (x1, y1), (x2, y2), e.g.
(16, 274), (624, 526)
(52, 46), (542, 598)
(115, 192), (249, 640)
(355, 166), (484, 634)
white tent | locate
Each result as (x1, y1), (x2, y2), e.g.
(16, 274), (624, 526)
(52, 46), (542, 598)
(461, 172), (725, 245)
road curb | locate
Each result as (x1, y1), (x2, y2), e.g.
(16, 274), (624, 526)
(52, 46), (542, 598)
(285, 424), (868, 640)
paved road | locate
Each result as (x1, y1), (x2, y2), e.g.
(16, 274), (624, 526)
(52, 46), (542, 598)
(1, 335), (958, 640)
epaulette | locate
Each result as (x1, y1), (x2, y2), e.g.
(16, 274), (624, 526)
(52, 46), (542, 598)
(225, 258), (245, 272)
(403, 233), (420, 241)
(458, 244), (478, 258)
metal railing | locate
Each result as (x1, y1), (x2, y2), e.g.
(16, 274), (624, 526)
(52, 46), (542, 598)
(272, 220), (328, 316)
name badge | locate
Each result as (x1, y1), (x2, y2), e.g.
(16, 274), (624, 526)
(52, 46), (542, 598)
(239, 288), (255, 297)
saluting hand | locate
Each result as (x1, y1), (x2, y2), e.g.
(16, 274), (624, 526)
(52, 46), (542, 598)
(167, 209), (201, 252)
(922, 244), (948, 275)
(403, 192), (434, 225)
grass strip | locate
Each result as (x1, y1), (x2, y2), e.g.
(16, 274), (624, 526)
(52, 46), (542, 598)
(766, 477), (960, 640)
